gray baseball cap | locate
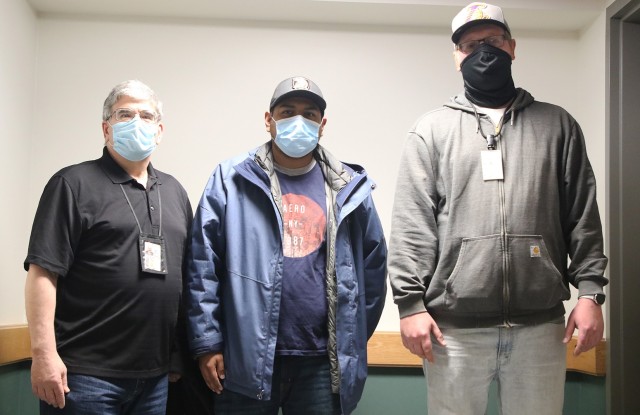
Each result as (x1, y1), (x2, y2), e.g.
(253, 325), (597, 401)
(269, 76), (326, 114)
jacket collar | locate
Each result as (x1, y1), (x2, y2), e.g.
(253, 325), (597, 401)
(445, 87), (534, 114)
(252, 141), (356, 190)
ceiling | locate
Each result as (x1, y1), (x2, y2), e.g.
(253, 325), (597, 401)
(26, 0), (606, 32)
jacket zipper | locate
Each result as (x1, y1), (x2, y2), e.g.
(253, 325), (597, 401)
(259, 191), (283, 400)
(256, 153), (283, 401)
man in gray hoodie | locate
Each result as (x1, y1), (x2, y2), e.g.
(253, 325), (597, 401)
(388, 2), (608, 414)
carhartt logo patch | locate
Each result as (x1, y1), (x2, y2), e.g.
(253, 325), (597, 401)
(530, 245), (541, 257)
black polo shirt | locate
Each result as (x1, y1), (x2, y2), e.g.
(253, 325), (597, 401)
(24, 147), (192, 378)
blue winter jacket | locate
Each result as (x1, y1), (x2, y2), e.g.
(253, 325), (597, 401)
(185, 143), (387, 414)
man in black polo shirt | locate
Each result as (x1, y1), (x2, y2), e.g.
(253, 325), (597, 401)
(24, 80), (192, 414)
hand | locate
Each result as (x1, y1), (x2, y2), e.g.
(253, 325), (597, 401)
(30, 351), (70, 408)
(198, 352), (225, 394)
(400, 312), (446, 363)
(563, 298), (604, 356)
(168, 372), (182, 383)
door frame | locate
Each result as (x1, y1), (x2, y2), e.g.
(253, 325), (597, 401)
(606, 0), (640, 413)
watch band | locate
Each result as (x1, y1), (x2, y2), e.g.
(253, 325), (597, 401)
(578, 293), (605, 305)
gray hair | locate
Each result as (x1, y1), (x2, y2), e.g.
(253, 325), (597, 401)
(102, 80), (163, 121)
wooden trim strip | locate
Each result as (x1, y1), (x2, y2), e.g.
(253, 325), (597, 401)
(1, 326), (606, 376)
(0, 325), (32, 366)
(367, 331), (606, 376)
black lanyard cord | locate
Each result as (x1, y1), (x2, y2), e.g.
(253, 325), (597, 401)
(120, 183), (162, 236)
(471, 104), (499, 150)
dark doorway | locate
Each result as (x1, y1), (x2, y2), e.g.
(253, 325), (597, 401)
(607, 0), (640, 413)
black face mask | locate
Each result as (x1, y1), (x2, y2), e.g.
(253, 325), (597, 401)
(460, 43), (516, 108)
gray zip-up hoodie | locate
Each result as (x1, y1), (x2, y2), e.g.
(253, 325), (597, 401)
(388, 88), (608, 328)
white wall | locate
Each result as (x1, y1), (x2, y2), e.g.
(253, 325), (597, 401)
(16, 14), (606, 332)
(577, 9), (609, 335)
(0, 0), (37, 325)
(578, 11), (607, 246)
(0, 2), (607, 330)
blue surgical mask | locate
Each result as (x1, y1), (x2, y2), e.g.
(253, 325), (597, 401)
(273, 115), (320, 158)
(110, 117), (158, 161)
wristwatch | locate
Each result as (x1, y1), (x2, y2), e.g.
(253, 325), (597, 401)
(578, 293), (606, 305)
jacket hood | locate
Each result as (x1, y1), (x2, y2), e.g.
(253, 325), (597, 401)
(445, 87), (535, 114)
(314, 145), (358, 192)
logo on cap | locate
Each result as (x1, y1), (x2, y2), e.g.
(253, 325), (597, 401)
(291, 77), (311, 91)
(465, 3), (490, 23)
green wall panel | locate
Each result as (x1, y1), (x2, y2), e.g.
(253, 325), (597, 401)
(0, 361), (39, 415)
(355, 367), (427, 414)
(0, 362), (606, 415)
(355, 367), (605, 415)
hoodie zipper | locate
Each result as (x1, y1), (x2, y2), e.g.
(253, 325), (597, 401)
(471, 100), (520, 327)
(494, 118), (512, 327)
(498, 160), (511, 327)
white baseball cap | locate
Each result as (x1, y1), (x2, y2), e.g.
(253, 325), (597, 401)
(451, 2), (511, 44)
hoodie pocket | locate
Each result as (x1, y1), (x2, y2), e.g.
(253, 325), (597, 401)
(444, 235), (504, 314)
(507, 235), (570, 312)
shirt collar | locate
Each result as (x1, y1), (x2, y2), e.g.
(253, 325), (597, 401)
(98, 147), (160, 185)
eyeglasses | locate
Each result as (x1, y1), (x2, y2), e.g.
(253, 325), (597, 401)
(456, 34), (509, 54)
(109, 108), (159, 124)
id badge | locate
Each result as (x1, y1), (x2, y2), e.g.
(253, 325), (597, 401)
(481, 150), (504, 181)
(139, 234), (168, 275)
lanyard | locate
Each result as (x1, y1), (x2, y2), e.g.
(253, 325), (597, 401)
(120, 182), (162, 236)
(471, 104), (506, 150)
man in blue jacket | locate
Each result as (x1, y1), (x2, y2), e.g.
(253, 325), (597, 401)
(185, 76), (387, 414)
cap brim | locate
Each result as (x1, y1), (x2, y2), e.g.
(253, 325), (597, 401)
(452, 20), (510, 44)
(270, 90), (327, 113)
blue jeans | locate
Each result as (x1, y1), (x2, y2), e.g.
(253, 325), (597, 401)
(40, 373), (168, 415)
(214, 355), (341, 415)
(425, 322), (566, 415)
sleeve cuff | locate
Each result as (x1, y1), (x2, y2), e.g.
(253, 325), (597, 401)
(577, 279), (605, 297)
(398, 299), (428, 319)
